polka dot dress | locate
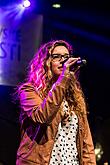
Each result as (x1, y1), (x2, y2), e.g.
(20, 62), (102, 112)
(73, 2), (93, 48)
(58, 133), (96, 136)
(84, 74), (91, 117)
(49, 100), (79, 165)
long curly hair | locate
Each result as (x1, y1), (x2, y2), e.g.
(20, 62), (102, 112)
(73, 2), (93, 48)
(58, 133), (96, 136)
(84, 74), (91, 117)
(27, 40), (87, 115)
(12, 40), (88, 138)
(27, 40), (72, 97)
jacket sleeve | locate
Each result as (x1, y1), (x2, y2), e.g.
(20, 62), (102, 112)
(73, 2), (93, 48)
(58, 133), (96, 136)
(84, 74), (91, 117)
(83, 116), (96, 165)
(19, 75), (70, 124)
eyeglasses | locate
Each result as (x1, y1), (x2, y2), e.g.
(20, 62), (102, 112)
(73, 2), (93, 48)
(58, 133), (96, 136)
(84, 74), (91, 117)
(51, 54), (72, 61)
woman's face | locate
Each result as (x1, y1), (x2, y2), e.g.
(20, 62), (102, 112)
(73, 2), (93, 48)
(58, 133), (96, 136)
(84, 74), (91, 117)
(51, 45), (69, 78)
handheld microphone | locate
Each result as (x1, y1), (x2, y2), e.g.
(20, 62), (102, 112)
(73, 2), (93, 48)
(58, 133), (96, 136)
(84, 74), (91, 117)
(75, 59), (87, 66)
(61, 58), (87, 71)
(70, 59), (87, 71)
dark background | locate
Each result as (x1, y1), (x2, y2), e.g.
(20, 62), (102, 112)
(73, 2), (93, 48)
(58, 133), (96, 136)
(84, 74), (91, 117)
(0, 0), (110, 164)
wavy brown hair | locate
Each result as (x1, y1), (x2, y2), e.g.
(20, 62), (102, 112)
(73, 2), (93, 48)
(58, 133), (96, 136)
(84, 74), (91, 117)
(28, 40), (87, 115)
(28, 40), (86, 112)
(12, 39), (88, 138)
(27, 40), (71, 96)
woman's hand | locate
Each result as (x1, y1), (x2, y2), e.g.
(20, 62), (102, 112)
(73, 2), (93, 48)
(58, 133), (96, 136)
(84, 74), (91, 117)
(62, 57), (81, 75)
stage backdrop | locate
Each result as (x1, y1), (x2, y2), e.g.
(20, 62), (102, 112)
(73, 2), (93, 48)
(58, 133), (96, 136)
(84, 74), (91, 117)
(0, 8), (43, 86)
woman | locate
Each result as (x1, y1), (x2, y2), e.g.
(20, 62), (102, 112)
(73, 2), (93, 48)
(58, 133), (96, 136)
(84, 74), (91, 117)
(16, 40), (96, 164)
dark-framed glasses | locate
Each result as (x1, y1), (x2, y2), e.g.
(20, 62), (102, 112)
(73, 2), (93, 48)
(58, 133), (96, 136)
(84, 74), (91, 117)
(51, 54), (72, 61)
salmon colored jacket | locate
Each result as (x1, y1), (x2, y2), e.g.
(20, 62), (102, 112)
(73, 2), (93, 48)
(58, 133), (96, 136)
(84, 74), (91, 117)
(16, 74), (96, 165)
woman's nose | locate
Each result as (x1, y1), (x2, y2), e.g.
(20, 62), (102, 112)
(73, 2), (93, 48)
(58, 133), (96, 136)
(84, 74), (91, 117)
(60, 58), (68, 65)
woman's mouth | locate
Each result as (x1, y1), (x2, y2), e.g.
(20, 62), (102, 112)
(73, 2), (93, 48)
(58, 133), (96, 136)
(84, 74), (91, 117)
(58, 66), (63, 69)
(58, 66), (63, 70)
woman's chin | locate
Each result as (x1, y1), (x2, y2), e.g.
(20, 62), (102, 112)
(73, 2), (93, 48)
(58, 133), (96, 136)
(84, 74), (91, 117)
(57, 70), (62, 76)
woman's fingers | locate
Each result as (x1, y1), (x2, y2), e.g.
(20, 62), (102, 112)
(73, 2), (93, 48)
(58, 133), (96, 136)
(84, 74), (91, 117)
(64, 57), (81, 68)
(61, 57), (81, 77)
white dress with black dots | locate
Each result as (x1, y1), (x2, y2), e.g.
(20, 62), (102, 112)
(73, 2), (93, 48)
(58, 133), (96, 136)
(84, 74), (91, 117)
(49, 100), (79, 165)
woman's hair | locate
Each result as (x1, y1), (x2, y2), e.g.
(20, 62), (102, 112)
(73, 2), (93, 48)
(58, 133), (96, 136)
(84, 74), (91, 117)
(15, 39), (88, 137)
(27, 40), (73, 97)
(27, 39), (87, 113)
(27, 39), (87, 136)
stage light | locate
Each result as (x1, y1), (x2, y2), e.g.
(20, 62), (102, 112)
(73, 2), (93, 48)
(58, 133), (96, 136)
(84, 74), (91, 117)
(23, 0), (31, 8)
(52, 4), (61, 8)
(95, 142), (103, 161)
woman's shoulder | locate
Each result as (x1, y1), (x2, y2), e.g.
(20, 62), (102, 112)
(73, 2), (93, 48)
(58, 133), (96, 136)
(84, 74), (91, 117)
(18, 82), (44, 100)
(18, 82), (35, 93)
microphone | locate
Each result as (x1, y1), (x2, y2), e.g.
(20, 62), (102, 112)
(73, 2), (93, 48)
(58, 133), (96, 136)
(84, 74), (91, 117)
(75, 59), (87, 66)
(61, 58), (87, 71)
(70, 59), (87, 71)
